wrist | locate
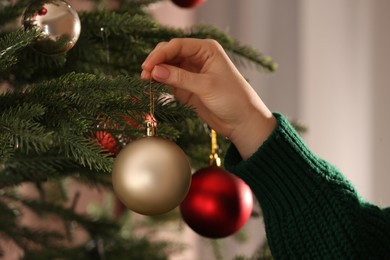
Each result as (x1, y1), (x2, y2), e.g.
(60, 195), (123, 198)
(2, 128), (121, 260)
(230, 108), (277, 160)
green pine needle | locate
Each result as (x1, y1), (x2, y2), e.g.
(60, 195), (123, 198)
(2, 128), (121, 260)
(0, 29), (40, 76)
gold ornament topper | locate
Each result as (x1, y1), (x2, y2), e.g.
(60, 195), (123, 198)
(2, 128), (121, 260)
(209, 129), (221, 167)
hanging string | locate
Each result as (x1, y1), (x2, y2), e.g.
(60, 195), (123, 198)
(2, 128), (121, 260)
(146, 79), (157, 137)
(149, 78), (154, 118)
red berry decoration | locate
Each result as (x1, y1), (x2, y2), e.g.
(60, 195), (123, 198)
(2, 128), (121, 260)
(171, 0), (205, 8)
(180, 166), (253, 238)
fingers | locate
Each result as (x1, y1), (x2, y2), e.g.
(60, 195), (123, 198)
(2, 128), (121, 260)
(142, 41), (168, 71)
(141, 38), (210, 73)
(150, 64), (207, 96)
(141, 42), (168, 80)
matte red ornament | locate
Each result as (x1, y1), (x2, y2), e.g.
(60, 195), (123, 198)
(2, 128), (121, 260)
(171, 0), (205, 8)
(180, 166), (253, 238)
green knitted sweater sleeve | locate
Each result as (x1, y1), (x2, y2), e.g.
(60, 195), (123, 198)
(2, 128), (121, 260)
(224, 113), (390, 259)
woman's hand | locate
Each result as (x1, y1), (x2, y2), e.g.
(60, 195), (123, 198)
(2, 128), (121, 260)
(141, 38), (276, 159)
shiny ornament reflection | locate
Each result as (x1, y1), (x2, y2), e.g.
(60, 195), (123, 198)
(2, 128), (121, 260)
(180, 166), (253, 238)
(112, 137), (191, 215)
(23, 0), (81, 55)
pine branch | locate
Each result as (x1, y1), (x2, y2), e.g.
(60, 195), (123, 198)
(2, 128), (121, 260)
(6, 193), (120, 237)
(0, 199), (65, 255)
(0, 0), (30, 27)
(0, 102), (54, 155)
(0, 192), (176, 259)
(9, 48), (67, 84)
(81, 11), (159, 37)
(66, 11), (159, 76)
(61, 11), (276, 80)
(0, 200), (18, 227)
(0, 29), (39, 77)
(0, 73), (197, 188)
(0, 153), (77, 187)
(188, 25), (277, 72)
(0, 153), (113, 188)
(23, 73), (145, 114)
(228, 42), (277, 72)
(25, 236), (172, 260)
(1, 194), (114, 259)
(6, 191), (175, 259)
(59, 134), (112, 172)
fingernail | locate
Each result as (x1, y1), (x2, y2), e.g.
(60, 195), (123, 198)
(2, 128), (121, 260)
(152, 65), (170, 80)
(141, 60), (147, 69)
(140, 70), (147, 79)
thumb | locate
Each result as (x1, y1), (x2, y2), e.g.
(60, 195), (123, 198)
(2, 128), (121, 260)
(151, 65), (205, 94)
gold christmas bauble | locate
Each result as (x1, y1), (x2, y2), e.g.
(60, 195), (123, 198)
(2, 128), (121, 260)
(22, 0), (81, 55)
(112, 137), (191, 215)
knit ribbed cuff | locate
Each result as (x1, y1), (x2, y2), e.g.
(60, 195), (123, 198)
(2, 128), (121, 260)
(224, 113), (354, 219)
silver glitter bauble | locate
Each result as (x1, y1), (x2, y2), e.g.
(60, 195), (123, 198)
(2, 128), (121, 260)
(23, 0), (81, 55)
(112, 137), (192, 216)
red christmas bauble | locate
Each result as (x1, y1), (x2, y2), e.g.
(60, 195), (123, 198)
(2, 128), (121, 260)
(93, 114), (146, 157)
(94, 130), (122, 156)
(38, 7), (47, 16)
(180, 166), (253, 238)
(171, 0), (205, 8)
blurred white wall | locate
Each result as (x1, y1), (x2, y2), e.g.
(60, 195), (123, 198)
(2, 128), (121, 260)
(299, 0), (375, 203)
(298, 0), (390, 207)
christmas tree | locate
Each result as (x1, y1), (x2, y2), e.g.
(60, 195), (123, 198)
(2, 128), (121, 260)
(0, 0), (276, 258)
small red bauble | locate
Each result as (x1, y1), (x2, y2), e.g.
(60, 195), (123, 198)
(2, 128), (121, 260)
(180, 166), (253, 238)
(171, 0), (205, 8)
(38, 7), (47, 16)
